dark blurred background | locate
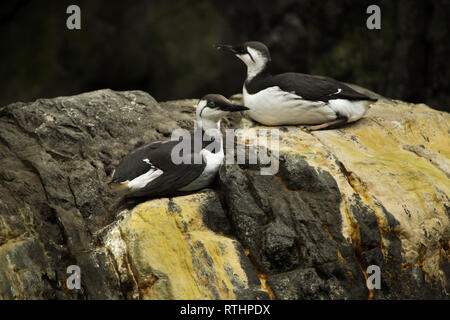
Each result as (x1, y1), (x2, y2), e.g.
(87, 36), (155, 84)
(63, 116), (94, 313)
(1, 0), (449, 111)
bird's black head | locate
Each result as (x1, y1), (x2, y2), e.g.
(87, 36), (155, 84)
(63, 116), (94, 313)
(216, 41), (271, 79)
(216, 41), (270, 61)
(197, 94), (248, 121)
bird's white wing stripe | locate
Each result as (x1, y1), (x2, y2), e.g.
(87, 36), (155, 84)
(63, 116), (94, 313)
(143, 158), (151, 164)
(127, 168), (164, 190)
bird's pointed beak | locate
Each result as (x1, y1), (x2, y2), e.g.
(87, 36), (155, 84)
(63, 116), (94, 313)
(215, 44), (237, 54)
(225, 104), (249, 112)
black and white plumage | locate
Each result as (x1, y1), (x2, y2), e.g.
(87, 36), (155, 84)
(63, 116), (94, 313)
(110, 94), (248, 199)
(216, 41), (377, 130)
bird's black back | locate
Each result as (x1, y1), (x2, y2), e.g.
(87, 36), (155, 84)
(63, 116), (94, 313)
(246, 72), (376, 102)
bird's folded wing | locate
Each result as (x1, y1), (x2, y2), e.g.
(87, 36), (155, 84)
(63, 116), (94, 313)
(128, 161), (205, 198)
(273, 73), (375, 102)
(111, 139), (206, 198)
(112, 140), (177, 183)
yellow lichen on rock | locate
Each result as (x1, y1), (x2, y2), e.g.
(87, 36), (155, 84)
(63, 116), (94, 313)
(311, 101), (449, 283)
(103, 191), (258, 299)
(237, 99), (450, 288)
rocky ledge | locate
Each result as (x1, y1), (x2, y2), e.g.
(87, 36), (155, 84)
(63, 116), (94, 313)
(0, 89), (448, 299)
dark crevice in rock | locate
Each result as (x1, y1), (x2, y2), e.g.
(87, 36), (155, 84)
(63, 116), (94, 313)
(52, 212), (69, 247)
(21, 159), (50, 202)
(240, 245), (276, 300)
(66, 179), (79, 209)
(335, 159), (361, 197)
(218, 159), (369, 299)
(41, 273), (58, 298)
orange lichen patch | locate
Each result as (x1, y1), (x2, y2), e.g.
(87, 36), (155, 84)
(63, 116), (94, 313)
(242, 247), (276, 300)
(368, 288), (374, 300)
(337, 249), (345, 262)
(324, 225), (334, 240)
(60, 274), (74, 299)
(273, 173), (295, 192)
(258, 274), (276, 300)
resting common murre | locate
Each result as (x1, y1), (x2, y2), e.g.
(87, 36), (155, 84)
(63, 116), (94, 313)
(110, 94), (248, 199)
(216, 41), (377, 130)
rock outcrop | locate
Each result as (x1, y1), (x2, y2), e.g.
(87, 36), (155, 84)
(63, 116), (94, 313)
(220, 98), (449, 299)
(0, 89), (448, 299)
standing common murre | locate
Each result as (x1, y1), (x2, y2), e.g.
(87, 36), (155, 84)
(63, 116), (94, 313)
(110, 94), (248, 199)
(216, 41), (377, 130)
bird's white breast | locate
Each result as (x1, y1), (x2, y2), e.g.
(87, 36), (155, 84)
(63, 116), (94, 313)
(178, 149), (224, 192)
(243, 86), (368, 125)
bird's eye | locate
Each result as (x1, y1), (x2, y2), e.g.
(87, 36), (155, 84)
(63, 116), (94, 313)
(207, 101), (215, 107)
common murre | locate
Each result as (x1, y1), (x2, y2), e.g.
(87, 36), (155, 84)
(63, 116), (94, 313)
(110, 94), (248, 199)
(216, 41), (377, 130)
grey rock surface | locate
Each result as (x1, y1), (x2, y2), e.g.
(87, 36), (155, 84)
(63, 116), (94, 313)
(0, 89), (193, 299)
